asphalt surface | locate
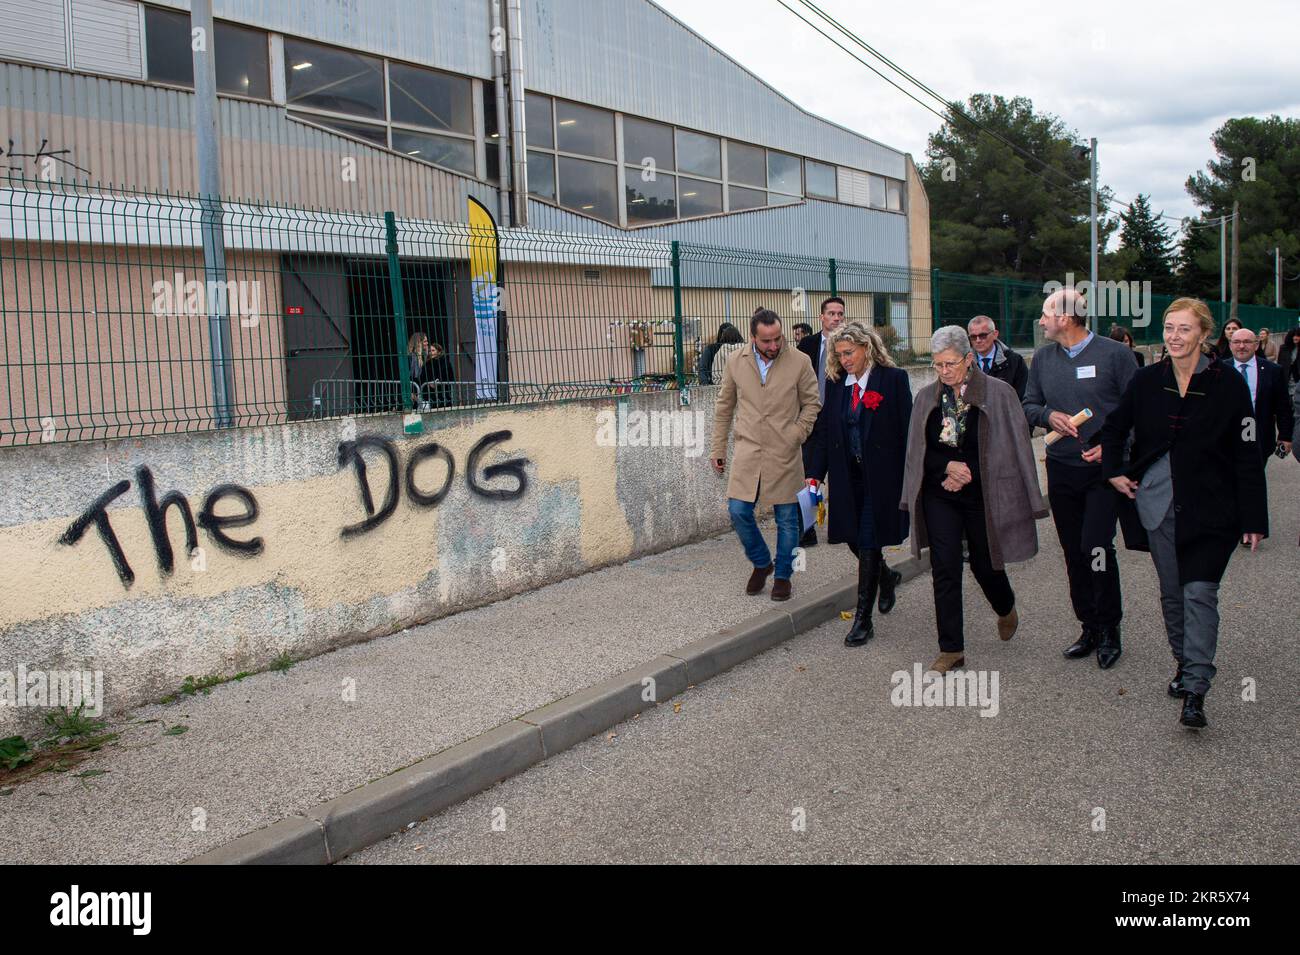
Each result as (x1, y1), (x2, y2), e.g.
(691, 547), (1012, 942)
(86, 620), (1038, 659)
(348, 457), (1300, 865)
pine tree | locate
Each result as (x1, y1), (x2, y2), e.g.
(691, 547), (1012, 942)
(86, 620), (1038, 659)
(1118, 194), (1175, 287)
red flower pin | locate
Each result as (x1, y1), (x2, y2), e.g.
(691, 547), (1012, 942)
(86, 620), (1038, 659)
(861, 390), (884, 411)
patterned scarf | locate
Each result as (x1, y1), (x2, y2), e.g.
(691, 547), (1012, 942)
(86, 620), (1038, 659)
(938, 373), (972, 448)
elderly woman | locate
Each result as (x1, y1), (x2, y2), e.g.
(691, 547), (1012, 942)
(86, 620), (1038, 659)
(804, 321), (912, 647)
(900, 325), (1048, 673)
(1101, 298), (1268, 730)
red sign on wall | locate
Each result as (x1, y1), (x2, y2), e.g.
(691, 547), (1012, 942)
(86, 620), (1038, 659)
(286, 306), (305, 315)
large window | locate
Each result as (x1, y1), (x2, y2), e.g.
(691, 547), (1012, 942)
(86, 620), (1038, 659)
(284, 40), (476, 176)
(624, 116), (675, 225)
(144, 6), (270, 100)
(525, 93), (619, 224)
(806, 160), (837, 200)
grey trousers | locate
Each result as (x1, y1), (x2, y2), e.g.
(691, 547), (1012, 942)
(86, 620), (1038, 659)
(1147, 504), (1220, 696)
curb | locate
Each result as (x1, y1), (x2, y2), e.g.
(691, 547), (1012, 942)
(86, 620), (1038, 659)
(186, 551), (930, 865)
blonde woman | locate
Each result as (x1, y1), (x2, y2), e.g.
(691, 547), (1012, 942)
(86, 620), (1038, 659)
(1100, 298), (1267, 730)
(804, 321), (912, 646)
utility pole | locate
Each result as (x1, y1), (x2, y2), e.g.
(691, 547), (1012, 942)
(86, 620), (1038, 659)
(1219, 214), (1227, 304)
(1230, 200), (1239, 323)
(1275, 247), (1282, 309)
(1089, 137), (1098, 328)
(192, 0), (234, 427)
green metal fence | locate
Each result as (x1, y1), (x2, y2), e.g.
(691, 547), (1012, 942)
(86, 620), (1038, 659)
(3, 177), (1296, 447)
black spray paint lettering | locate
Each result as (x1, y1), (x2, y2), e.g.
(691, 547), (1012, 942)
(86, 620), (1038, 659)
(59, 467), (264, 588)
(339, 431), (528, 538)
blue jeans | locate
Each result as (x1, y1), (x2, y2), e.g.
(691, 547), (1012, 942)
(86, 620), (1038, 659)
(728, 498), (801, 580)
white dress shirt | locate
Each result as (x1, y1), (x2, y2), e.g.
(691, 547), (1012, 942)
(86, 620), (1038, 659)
(1235, 355), (1258, 406)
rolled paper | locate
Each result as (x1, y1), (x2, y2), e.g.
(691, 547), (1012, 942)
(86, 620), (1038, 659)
(1043, 407), (1094, 445)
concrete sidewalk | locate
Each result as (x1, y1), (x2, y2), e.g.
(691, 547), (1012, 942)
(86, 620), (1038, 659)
(1, 510), (879, 864)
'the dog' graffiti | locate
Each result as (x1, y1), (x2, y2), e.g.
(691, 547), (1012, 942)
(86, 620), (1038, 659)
(58, 431), (530, 587)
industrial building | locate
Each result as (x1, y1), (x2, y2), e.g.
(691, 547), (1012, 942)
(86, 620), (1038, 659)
(0, 0), (931, 441)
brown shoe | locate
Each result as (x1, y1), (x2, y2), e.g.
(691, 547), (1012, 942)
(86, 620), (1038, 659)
(771, 578), (792, 601)
(997, 607), (1019, 641)
(745, 563), (774, 595)
(928, 651), (965, 674)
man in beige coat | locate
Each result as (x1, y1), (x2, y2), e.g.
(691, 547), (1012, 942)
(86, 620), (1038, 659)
(711, 308), (821, 601)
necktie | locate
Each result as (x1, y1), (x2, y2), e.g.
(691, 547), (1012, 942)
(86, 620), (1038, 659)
(851, 382), (862, 410)
(982, 356), (991, 372)
(1239, 363), (1248, 376)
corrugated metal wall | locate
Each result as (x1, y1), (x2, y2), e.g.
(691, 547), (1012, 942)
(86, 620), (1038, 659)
(0, 62), (498, 219)
(527, 196), (911, 267)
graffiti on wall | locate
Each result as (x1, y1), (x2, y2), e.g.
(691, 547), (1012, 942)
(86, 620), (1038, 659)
(58, 431), (530, 588)
(2, 138), (92, 178)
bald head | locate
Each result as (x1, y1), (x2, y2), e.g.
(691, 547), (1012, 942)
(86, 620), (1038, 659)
(1043, 288), (1088, 325)
(1229, 327), (1259, 363)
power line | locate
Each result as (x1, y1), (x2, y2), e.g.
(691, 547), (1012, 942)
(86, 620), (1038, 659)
(788, 0), (1199, 229)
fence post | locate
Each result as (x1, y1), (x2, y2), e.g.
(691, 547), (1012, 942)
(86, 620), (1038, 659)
(931, 268), (941, 324)
(385, 211), (412, 410)
(828, 257), (838, 298)
(671, 240), (686, 393)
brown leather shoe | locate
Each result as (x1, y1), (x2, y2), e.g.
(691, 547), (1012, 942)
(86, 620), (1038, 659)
(745, 563), (774, 595)
(928, 651), (965, 674)
(771, 578), (792, 601)
(997, 607), (1019, 641)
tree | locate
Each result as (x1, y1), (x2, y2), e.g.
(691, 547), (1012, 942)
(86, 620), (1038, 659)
(1116, 194), (1175, 287)
(920, 94), (1116, 282)
(1183, 115), (1300, 307)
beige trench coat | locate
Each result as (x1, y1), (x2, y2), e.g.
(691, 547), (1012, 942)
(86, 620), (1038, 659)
(710, 342), (821, 505)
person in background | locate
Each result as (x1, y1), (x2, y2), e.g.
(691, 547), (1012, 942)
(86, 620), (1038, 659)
(1257, 327), (1279, 362)
(798, 297), (847, 548)
(425, 341), (456, 407)
(967, 315), (1029, 399)
(803, 321), (910, 645)
(1276, 326), (1300, 393)
(1108, 325), (1146, 367)
(711, 308), (821, 602)
(901, 325), (1048, 673)
(698, 322), (740, 386)
(709, 324), (745, 386)
(792, 322), (814, 344)
(1212, 317), (1242, 359)
(1228, 327), (1293, 479)
(1023, 287), (1137, 670)
(1101, 298), (1267, 730)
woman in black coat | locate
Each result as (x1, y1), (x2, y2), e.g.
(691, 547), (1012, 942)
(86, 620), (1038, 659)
(1101, 297), (1267, 731)
(804, 321), (912, 647)
(1277, 326), (1300, 389)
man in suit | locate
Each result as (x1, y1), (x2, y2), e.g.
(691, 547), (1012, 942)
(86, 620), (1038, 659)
(968, 315), (1029, 400)
(1229, 328), (1294, 467)
(797, 297), (846, 547)
(711, 308), (821, 602)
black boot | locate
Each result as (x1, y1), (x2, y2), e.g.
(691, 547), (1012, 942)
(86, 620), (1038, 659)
(877, 553), (902, 615)
(1180, 692), (1208, 729)
(1063, 626), (1100, 659)
(1096, 625), (1122, 670)
(845, 552), (881, 647)
(800, 526), (818, 548)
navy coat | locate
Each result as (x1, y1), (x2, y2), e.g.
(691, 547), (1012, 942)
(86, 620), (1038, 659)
(804, 363), (912, 549)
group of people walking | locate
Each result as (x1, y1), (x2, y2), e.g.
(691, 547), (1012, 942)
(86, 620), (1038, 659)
(710, 292), (1291, 731)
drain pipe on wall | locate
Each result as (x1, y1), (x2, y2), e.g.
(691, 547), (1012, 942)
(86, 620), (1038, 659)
(505, 0), (528, 227)
(490, 0), (512, 226)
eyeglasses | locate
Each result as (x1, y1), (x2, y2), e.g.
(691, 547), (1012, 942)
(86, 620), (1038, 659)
(969, 332), (992, 341)
(932, 360), (966, 371)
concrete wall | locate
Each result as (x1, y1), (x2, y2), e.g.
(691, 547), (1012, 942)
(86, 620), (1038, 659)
(0, 388), (729, 733)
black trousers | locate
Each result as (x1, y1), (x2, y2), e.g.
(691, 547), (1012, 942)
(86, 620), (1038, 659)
(1046, 459), (1122, 630)
(922, 485), (1015, 652)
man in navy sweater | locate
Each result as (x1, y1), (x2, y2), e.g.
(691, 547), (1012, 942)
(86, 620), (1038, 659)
(1023, 288), (1137, 670)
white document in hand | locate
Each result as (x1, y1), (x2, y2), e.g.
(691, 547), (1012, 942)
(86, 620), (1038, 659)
(796, 485), (818, 534)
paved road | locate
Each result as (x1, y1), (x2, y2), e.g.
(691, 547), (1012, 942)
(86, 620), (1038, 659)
(349, 459), (1300, 864)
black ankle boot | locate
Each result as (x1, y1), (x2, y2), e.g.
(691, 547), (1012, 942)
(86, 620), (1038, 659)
(845, 552), (881, 647)
(1063, 626), (1100, 659)
(1096, 625), (1122, 669)
(1180, 692), (1208, 729)
(877, 552), (902, 615)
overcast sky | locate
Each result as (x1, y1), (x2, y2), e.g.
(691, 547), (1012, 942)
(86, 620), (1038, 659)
(653, 0), (1300, 236)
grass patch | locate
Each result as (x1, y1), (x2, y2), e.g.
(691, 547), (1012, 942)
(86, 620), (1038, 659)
(0, 705), (120, 789)
(270, 653), (294, 674)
